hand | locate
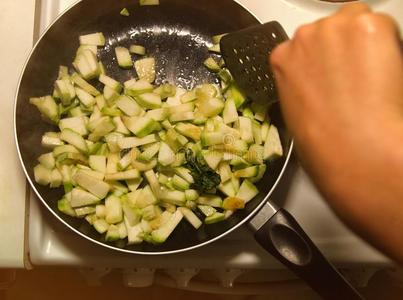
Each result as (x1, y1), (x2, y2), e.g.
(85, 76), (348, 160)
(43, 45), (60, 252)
(270, 3), (403, 263)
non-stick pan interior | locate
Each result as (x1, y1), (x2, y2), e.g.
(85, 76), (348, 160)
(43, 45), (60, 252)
(15, 0), (292, 253)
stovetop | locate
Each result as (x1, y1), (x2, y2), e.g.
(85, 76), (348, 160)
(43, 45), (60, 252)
(27, 0), (402, 271)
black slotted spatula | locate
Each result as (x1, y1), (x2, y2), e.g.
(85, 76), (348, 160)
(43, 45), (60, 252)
(220, 21), (363, 300)
(220, 21), (288, 105)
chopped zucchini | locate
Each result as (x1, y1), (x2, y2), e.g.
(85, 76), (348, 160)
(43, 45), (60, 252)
(129, 45), (146, 55)
(178, 207), (202, 229)
(263, 125), (283, 160)
(79, 32), (105, 46)
(205, 212), (225, 224)
(235, 180), (258, 203)
(135, 57), (156, 83)
(120, 8), (130, 16)
(115, 47), (133, 68)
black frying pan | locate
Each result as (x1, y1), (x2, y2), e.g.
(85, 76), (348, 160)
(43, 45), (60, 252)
(15, 0), (361, 299)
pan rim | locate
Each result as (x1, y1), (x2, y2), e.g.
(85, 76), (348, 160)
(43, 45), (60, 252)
(14, 0), (294, 255)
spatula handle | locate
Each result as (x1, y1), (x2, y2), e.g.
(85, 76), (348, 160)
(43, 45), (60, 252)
(252, 208), (363, 300)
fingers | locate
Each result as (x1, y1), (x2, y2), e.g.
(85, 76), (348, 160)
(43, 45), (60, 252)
(269, 40), (291, 74)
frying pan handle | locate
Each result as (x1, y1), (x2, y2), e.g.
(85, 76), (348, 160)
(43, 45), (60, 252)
(251, 208), (363, 300)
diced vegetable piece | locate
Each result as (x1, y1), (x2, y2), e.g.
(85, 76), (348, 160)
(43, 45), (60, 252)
(75, 86), (96, 107)
(197, 195), (222, 208)
(245, 144), (264, 165)
(94, 219), (109, 234)
(178, 207), (202, 229)
(122, 116), (160, 137)
(113, 116), (130, 135)
(218, 68), (232, 85)
(138, 142), (160, 161)
(250, 164), (267, 183)
(118, 134), (157, 149)
(122, 203), (142, 226)
(70, 188), (100, 208)
(124, 79), (154, 96)
(38, 153), (55, 169)
(185, 189), (199, 202)
(146, 108), (169, 121)
(172, 175), (190, 190)
(125, 220), (143, 244)
(99, 74), (122, 93)
(263, 125), (283, 160)
(151, 210), (183, 244)
(228, 84), (246, 108)
(75, 206), (96, 217)
(60, 129), (88, 153)
(174, 167), (194, 183)
(218, 180), (236, 197)
(238, 117), (254, 144)
(135, 92), (161, 109)
(242, 107), (254, 119)
(30, 96), (59, 123)
(116, 95), (143, 117)
(235, 180), (258, 203)
(205, 212), (225, 224)
(158, 142), (175, 166)
(198, 205), (216, 217)
(50, 169), (63, 188)
(252, 122), (263, 145)
(201, 131), (224, 146)
(103, 86), (120, 106)
(126, 177), (143, 192)
(223, 197), (245, 210)
(141, 205), (158, 221)
(73, 170), (110, 198)
(140, 0), (160, 5)
(135, 57), (156, 83)
(174, 123), (201, 141)
(34, 164), (52, 185)
(160, 190), (186, 206)
(120, 8), (130, 16)
(212, 33), (227, 44)
(223, 98), (238, 124)
(197, 97), (224, 117)
(154, 84), (176, 99)
(261, 121), (270, 141)
(59, 116), (88, 136)
(105, 224), (120, 241)
(129, 44), (146, 55)
(136, 185), (158, 208)
(144, 169), (161, 196)
(203, 57), (220, 72)
(41, 132), (64, 149)
(95, 204), (106, 218)
(55, 79), (76, 105)
(115, 46), (133, 68)
(105, 169), (141, 181)
(181, 90), (197, 103)
(233, 166), (259, 178)
(79, 32), (105, 46)
(208, 44), (221, 53)
(203, 151), (223, 170)
(218, 162), (232, 183)
(105, 195), (123, 224)
(58, 197), (76, 217)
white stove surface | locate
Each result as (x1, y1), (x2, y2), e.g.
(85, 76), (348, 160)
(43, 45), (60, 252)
(28, 0), (402, 272)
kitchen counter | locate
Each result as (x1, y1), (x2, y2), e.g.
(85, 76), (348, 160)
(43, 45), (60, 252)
(0, 0), (35, 268)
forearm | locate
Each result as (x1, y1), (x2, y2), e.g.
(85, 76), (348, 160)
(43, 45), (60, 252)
(270, 3), (403, 263)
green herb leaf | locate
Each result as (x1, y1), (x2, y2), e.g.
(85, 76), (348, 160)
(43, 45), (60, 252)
(184, 149), (221, 193)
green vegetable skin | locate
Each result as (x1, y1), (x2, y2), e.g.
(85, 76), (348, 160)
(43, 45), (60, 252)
(29, 27), (284, 246)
